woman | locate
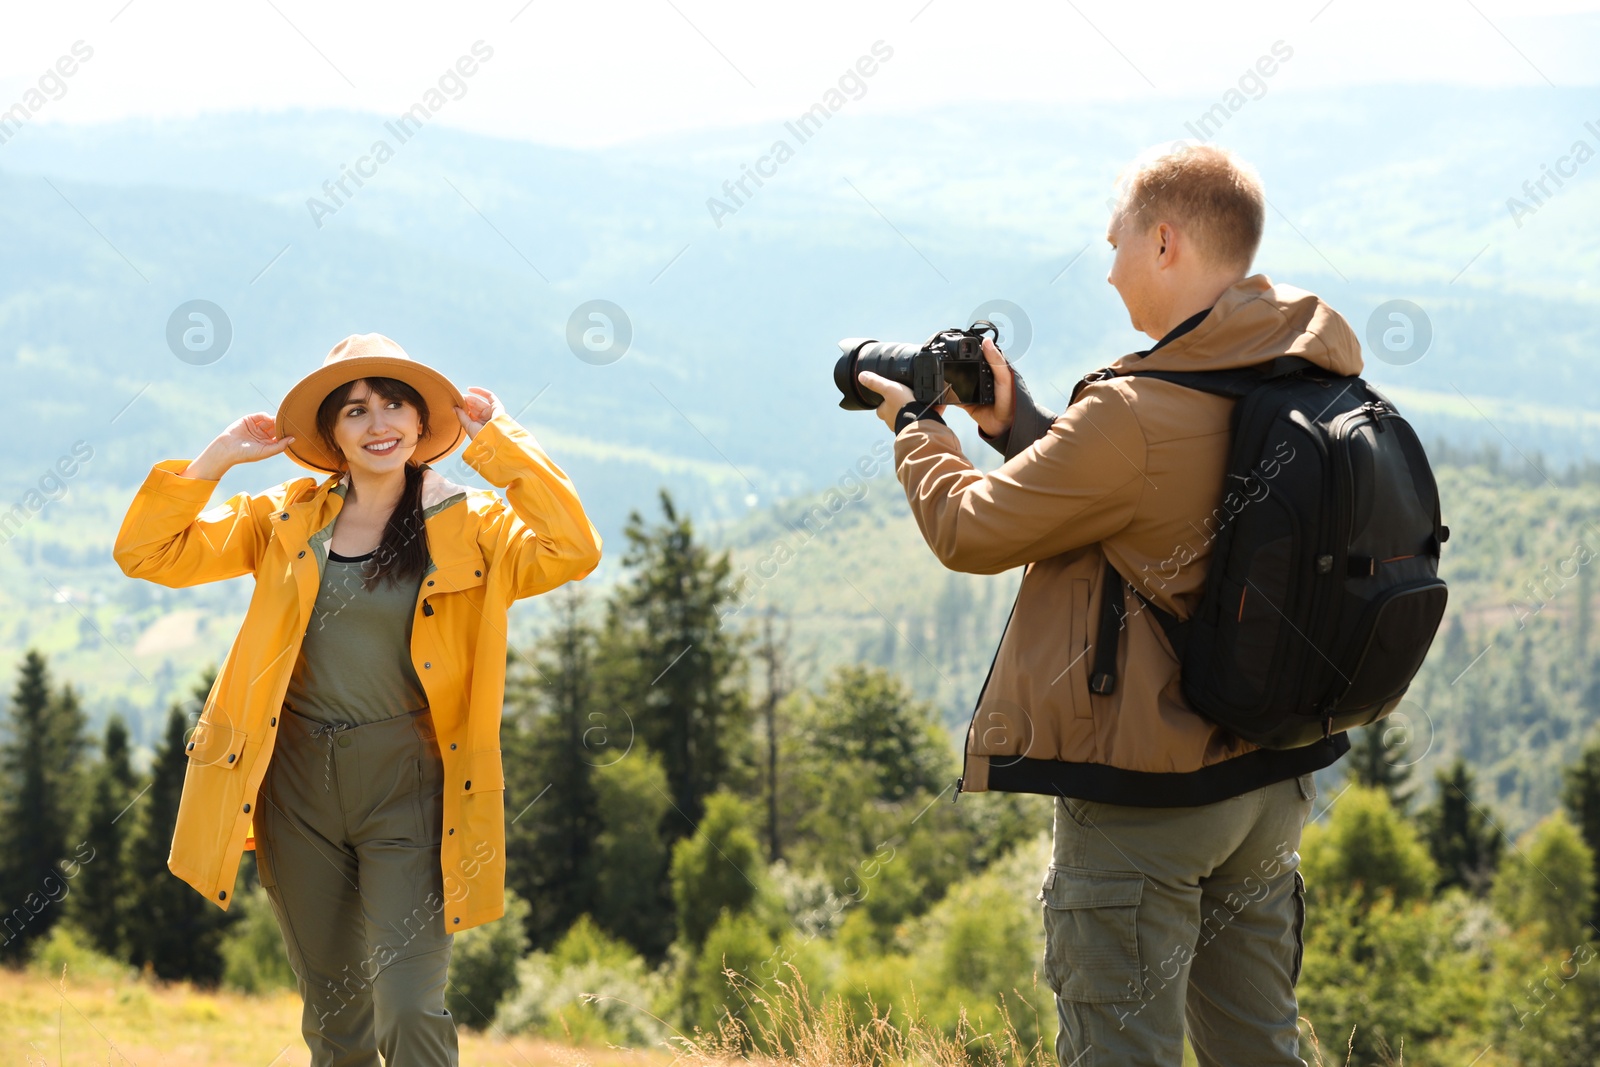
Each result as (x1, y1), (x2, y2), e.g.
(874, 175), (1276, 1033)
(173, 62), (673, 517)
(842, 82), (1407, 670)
(113, 333), (602, 1066)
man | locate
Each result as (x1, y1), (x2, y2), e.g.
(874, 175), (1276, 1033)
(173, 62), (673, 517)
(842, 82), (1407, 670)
(858, 142), (1357, 1065)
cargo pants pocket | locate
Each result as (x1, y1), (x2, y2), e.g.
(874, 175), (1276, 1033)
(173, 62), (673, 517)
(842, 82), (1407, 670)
(1290, 868), (1306, 986)
(1039, 865), (1145, 1003)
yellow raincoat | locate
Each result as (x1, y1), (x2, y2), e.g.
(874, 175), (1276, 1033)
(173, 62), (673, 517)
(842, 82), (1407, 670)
(113, 412), (601, 932)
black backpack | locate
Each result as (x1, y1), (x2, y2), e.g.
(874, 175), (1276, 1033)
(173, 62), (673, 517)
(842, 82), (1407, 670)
(1077, 357), (1449, 749)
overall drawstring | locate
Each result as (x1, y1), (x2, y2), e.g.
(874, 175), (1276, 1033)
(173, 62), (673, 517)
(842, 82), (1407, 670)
(305, 718), (352, 793)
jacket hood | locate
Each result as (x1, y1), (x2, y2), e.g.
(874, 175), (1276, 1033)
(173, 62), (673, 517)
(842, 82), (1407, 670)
(319, 463), (474, 513)
(1110, 273), (1363, 377)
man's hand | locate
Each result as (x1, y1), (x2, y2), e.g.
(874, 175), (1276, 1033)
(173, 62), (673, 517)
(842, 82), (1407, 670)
(956, 338), (1016, 438)
(859, 338), (1016, 436)
(856, 370), (944, 431)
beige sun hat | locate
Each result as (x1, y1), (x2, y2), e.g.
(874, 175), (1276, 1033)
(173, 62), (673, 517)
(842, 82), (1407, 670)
(276, 333), (466, 474)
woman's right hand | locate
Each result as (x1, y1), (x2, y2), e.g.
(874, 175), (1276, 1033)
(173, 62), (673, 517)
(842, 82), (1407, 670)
(180, 414), (295, 480)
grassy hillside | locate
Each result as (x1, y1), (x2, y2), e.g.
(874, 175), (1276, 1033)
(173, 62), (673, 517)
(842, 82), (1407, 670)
(1, 963), (666, 1066)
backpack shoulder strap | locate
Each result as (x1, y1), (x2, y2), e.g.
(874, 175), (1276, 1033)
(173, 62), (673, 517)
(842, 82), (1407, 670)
(1088, 557), (1188, 696)
(1069, 367), (1119, 405)
(1121, 355), (1325, 397)
(1078, 355), (1327, 696)
(1072, 355), (1323, 406)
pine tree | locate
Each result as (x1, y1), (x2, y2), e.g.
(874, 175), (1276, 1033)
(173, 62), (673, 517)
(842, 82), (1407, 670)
(590, 743), (674, 961)
(124, 670), (237, 984)
(1563, 735), (1600, 930)
(1419, 757), (1501, 896)
(1346, 720), (1416, 812)
(598, 489), (750, 840)
(503, 586), (602, 950)
(801, 664), (952, 804)
(67, 714), (140, 958)
(753, 608), (794, 864)
(0, 650), (90, 964)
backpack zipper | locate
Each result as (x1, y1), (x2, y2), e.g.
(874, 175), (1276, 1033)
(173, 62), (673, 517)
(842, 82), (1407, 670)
(1319, 397), (1393, 725)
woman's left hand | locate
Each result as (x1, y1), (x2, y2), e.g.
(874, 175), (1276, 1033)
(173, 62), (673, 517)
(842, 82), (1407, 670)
(455, 387), (507, 438)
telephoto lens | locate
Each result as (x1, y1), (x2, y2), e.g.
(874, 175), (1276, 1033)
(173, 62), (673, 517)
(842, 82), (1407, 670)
(833, 337), (923, 410)
(833, 321), (998, 410)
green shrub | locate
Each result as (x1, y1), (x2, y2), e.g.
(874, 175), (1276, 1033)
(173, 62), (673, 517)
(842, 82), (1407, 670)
(687, 908), (780, 1036)
(1300, 784), (1438, 908)
(1492, 809), (1598, 951)
(671, 791), (765, 951)
(446, 885), (531, 1028)
(495, 914), (670, 1047)
(827, 831), (1051, 1057)
(219, 883), (295, 994)
(26, 920), (136, 983)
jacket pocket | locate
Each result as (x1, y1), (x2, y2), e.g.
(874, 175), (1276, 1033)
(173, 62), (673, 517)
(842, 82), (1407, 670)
(460, 748), (505, 795)
(1067, 577), (1092, 720)
(1039, 864), (1144, 1003)
(423, 554), (488, 601)
(186, 718), (247, 769)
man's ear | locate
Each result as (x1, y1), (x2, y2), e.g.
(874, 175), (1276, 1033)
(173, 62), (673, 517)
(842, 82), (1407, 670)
(1157, 221), (1174, 258)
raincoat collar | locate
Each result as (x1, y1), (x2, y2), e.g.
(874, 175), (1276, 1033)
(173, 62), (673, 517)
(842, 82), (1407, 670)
(318, 461), (471, 513)
(292, 462), (474, 578)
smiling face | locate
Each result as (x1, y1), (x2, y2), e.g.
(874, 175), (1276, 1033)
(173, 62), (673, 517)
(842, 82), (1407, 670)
(329, 378), (423, 474)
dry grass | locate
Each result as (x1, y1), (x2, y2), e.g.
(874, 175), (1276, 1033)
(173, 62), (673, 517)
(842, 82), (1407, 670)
(5, 957), (1390, 1067)
(1, 964), (670, 1067)
(654, 965), (1054, 1067)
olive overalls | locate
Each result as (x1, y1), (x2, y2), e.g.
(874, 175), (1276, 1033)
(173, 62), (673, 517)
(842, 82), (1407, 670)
(254, 545), (460, 1067)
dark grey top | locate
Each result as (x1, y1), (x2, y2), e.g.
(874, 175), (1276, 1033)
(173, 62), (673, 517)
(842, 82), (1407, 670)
(284, 547), (428, 726)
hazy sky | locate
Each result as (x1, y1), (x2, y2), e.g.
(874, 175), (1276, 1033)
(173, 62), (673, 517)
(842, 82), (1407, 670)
(1, 0), (1596, 148)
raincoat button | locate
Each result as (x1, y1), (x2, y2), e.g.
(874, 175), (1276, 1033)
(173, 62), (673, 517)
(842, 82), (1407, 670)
(453, 917), (459, 924)
(270, 717), (277, 726)
(448, 828), (454, 834)
(279, 512), (288, 520)
(243, 803), (251, 813)
(449, 743), (456, 750)
(219, 890), (227, 900)
(227, 753), (236, 763)
(298, 550), (306, 558)
(427, 579), (435, 586)
(474, 570), (481, 577)
(186, 741), (195, 751)
(424, 662), (431, 669)
(464, 780), (471, 789)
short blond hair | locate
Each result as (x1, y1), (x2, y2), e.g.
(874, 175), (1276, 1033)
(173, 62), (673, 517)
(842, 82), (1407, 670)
(1112, 143), (1265, 273)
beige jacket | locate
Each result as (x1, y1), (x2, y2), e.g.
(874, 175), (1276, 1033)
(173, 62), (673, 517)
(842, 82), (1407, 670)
(893, 274), (1356, 805)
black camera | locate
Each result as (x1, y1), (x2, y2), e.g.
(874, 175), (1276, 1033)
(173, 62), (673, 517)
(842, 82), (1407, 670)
(834, 321), (1000, 411)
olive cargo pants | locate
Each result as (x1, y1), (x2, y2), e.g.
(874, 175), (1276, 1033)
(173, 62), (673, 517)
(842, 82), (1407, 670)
(255, 704), (459, 1066)
(1042, 772), (1317, 1066)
